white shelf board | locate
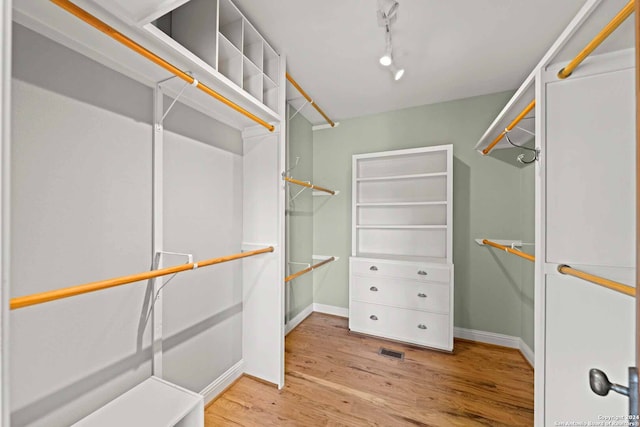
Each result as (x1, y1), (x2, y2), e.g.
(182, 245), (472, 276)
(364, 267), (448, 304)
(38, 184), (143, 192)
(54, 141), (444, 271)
(357, 225), (447, 230)
(356, 201), (447, 207)
(72, 376), (203, 427)
(356, 172), (447, 182)
(355, 253), (450, 264)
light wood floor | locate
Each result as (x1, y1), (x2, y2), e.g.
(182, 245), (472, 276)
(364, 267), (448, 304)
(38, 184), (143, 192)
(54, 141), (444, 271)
(206, 313), (534, 426)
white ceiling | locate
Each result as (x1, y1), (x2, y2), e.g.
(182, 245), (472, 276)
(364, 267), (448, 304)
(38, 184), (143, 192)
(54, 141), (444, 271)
(233, 0), (588, 125)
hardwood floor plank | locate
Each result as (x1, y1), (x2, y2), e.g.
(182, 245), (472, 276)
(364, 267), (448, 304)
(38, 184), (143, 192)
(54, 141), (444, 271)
(206, 313), (534, 426)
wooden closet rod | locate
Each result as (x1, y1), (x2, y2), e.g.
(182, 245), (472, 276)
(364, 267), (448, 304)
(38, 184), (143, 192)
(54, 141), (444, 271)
(10, 246), (274, 310)
(482, 100), (535, 156)
(286, 73), (335, 127)
(482, 239), (535, 262)
(558, 264), (636, 297)
(285, 257), (335, 283)
(284, 176), (336, 195)
(558, 0), (635, 79)
(50, 0), (275, 132)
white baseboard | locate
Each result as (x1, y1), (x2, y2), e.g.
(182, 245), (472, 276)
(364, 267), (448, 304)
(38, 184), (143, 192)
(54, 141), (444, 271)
(313, 303), (348, 318)
(200, 359), (245, 405)
(285, 304), (314, 335)
(519, 338), (535, 368)
(454, 327), (535, 368)
(454, 327), (520, 348)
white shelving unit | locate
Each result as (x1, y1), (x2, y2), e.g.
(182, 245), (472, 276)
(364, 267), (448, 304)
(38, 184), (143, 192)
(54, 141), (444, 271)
(350, 145), (454, 351)
(155, 0), (280, 112)
(11, 0), (287, 424)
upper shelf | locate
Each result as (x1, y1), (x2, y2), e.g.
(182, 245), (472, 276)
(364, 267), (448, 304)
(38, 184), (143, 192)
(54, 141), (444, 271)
(14, 0), (282, 132)
(474, 0), (635, 155)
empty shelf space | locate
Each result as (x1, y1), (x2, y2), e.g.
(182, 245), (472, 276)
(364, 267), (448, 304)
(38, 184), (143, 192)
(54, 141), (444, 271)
(356, 225), (447, 229)
(357, 228), (447, 259)
(356, 172), (447, 182)
(263, 73), (277, 90)
(356, 201), (447, 207)
(356, 253), (450, 264)
(357, 151), (448, 179)
(263, 44), (279, 82)
(218, 34), (243, 86)
(357, 176), (447, 204)
(219, 0), (243, 50)
(263, 86), (278, 113)
(243, 23), (263, 69)
(357, 204), (447, 226)
(243, 56), (262, 78)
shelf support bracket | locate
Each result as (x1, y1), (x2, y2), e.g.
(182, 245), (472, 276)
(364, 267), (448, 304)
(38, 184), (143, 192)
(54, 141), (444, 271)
(159, 74), (198, 124)
(289, 100), (309, 121)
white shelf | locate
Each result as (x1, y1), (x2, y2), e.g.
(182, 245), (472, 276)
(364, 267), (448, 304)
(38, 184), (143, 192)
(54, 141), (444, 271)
(355, 253), (450, 264)
(72, 376), (203, 427)
(357, 201), (447, 207)
(357, 225), (446, 230)
(356, 172), (447, 182)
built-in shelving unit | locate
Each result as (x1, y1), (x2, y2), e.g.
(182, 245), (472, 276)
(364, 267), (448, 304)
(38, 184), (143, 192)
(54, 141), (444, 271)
(152, 0), (280, 112)
(350, 145), (454, 352)
(352, 147), (452, 260)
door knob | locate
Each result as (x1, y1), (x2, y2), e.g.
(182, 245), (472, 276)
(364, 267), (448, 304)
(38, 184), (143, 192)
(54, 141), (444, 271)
(589, 367), (638, 418)
(590, 369), (628, 397)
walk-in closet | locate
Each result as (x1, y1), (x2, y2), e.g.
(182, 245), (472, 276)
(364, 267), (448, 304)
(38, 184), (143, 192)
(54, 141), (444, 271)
(0, 0), (638, 425)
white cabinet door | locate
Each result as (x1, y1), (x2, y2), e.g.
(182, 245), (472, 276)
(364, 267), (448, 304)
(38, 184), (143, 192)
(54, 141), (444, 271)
(540, 50), (636, 425)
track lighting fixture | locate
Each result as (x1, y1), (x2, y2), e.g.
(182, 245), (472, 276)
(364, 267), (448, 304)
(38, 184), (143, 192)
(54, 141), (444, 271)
(377, 0), (404, 81)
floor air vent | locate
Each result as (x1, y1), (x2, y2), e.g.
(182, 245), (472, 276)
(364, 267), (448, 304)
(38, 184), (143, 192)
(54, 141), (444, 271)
(378, 347), (404, 360)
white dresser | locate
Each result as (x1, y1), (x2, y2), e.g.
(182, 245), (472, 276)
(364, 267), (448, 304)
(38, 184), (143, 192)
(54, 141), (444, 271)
(349, 145), (453, 351)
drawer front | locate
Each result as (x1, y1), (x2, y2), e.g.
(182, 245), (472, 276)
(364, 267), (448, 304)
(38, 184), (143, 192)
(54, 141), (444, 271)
(351, 275), (449, 314)
(349, 301), (451, 350)
(350, 258), (450, 283)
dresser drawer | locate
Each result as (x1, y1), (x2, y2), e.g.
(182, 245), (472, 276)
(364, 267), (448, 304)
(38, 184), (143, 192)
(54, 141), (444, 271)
(351, 276), (449, 314)
(351, 258), (450, 283)
(349, 301), (451, 350)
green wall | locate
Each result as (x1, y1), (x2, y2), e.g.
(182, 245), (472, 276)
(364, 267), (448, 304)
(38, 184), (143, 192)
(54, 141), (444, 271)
(285, 107), (314, 322)
(311, 91), (536, 342)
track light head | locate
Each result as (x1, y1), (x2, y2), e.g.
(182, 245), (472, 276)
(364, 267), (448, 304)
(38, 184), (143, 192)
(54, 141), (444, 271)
(379, 54), (392, 66)
(390, 64), (404, 80)
(379, 45), (392, 66)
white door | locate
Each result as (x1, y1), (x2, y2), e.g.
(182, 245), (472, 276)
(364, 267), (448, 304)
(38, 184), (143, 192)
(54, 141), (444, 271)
(536, 48), (637, 425)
